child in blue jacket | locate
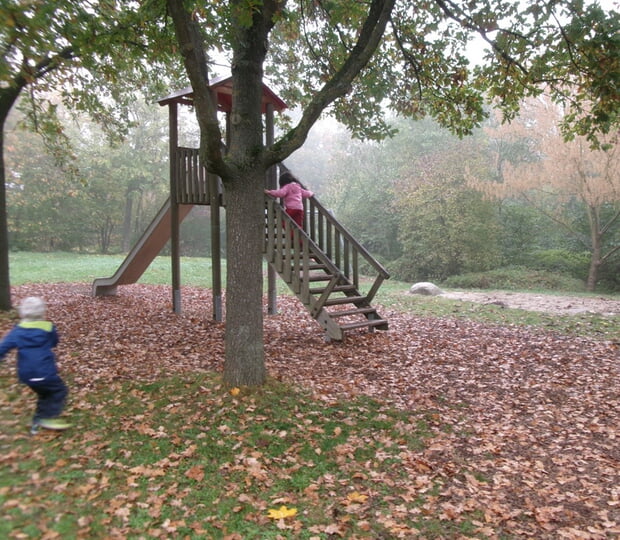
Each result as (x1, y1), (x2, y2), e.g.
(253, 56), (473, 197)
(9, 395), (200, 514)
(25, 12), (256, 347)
(0, 296), (70, 434)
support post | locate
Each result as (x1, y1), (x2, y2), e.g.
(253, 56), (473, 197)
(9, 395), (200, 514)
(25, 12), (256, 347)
(209, 171), (222, 321)
(265, 102), (277, 315)
(169, 102), (182, 313)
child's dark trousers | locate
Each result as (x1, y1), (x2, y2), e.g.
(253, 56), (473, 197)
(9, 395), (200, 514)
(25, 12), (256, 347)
(28, 375), (68, 421)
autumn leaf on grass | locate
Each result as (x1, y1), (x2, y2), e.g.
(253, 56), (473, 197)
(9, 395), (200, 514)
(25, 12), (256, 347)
(267, 505), (297, 519)
(185, 465), (205, 482)
(229, 387), (241, 396)
(345, 491), (368, 504)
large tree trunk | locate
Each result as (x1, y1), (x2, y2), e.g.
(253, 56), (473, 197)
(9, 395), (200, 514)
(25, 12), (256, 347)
(0, 126), (9, 311)
(0, 87), (21, 311)
(223, 172), (266, 386)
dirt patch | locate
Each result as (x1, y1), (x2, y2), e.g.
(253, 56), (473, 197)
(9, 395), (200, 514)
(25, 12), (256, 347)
(439, 290), (620, 316)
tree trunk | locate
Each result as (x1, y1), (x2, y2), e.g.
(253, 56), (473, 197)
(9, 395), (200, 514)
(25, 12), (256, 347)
(0, 126), (10, 311)
(0, 87), (21, 311)
(585, 204), (601, 292)
(223, 172), (266, 386)
(122, 188), (134, 252)
(586, 228), (601, 292)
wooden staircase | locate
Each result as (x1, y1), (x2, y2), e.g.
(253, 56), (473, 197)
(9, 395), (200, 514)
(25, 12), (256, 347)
(264, 195), (389, 341)
(94, 145), (390, 338)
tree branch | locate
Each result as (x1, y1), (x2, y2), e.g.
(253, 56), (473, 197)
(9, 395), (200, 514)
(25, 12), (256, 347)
(166, 0), (228, 177)
(433, 0), (530, 75)
(268, 0), (396, 163)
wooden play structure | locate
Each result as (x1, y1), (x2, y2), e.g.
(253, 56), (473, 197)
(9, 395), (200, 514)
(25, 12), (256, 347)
(92, 76), (390, 340)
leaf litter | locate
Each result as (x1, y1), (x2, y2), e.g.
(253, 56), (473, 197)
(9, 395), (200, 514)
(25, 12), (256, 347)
(0, 283), (618, 538)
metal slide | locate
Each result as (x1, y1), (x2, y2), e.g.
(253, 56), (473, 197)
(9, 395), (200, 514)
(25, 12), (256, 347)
(91, 198), (193, 296)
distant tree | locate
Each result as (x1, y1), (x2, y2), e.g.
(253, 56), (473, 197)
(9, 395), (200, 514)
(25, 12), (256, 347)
(393, 137), (500, 281)
(5, 101), (170, 254)
(477, 96), (620, 290)
(318, 117), (467, 265)
(0, 1), (181, 308)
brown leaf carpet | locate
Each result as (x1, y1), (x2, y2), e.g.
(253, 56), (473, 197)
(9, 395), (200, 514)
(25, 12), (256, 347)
(5, 284), (619, 538)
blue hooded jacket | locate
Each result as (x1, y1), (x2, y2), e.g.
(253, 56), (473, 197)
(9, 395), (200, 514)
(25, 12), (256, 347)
(0, 321), (60, 384)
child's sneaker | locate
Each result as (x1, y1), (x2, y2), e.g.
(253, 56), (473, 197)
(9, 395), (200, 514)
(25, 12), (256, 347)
(38, 418), (71, 431)
(30, 421), (40, 435)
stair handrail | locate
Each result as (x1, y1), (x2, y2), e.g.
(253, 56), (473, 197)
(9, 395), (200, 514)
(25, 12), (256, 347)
(307, 196), (390, 279)
(264, 197), (343, 313)
(277, 164), (390, 282)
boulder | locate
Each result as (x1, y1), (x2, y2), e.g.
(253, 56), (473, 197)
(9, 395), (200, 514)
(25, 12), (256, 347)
(409, 282), (443, 296)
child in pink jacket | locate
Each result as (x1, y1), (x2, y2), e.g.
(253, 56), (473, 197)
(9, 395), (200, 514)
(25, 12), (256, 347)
(265, 171), (314, 228)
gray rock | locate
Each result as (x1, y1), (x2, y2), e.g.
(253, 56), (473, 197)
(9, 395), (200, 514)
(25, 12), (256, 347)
(409, 282), (443, 296)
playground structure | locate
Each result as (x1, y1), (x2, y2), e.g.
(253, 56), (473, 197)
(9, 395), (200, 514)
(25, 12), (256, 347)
(92, 76), (389, 341)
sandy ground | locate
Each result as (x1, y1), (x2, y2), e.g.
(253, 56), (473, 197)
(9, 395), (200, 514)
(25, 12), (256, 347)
(439, 290), (620, 316)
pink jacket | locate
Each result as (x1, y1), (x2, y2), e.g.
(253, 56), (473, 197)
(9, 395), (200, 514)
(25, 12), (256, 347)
(266, 182), (313, 211)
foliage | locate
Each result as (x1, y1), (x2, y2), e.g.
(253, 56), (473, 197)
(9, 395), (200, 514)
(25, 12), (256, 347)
(496, 199), (567, 265)
(392, 136), (500, 282)
(5, 101), (171, 253)
(596, 249), (620, 291)
(525, 249), (590, 280)
(1, 0), (182, 141)
(476, 96), (620, 291)
(0, 0), (185, 308)
(442, 266), (587, 292)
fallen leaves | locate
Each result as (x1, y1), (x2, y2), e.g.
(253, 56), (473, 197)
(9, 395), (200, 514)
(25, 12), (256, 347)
(266, 505), (298, 519)
(184, 465), (205, 482)
(1, 283), (618, 538)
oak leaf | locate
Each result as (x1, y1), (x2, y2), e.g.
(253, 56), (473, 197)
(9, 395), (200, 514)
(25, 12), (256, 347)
(267, 505), (297, 519)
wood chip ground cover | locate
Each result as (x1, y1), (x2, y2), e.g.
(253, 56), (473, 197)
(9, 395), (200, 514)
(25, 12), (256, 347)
(0, 283), (618, 539)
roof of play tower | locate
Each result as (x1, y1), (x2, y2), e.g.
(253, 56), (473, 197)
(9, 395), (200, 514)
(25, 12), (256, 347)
(157, 75), (287, 113)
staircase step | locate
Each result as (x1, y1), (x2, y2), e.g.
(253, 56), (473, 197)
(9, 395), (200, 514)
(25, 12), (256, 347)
(328, 306), (377, 317)
(339, 319), (389, 331)
(306, 273), (335, 282)
(323, 295), (367, 306)
(309, 284), (356, 294)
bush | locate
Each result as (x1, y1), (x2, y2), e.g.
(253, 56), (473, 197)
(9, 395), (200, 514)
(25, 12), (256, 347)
(596, 254), (620, 292)
(525, 249), (589, 280)
(442, 267), (587, 292)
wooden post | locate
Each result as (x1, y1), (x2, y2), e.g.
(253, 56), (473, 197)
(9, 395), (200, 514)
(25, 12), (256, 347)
(209, 171), (222, 321)
(169, 102), (182, 313)
(207, 91), (224, 321)
(265, 103), (278, 315)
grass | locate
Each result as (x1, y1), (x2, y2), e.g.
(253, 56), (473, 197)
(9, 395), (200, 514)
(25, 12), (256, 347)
(1, 373), (474, 539)
(9, 251), (219, 289)
(9, 251), (620, 340)
(377, 282), (620, 341)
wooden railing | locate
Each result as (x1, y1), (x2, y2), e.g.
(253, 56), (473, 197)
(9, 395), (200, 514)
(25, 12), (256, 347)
(173, 148), (389, 307)
(173, 147), (223, 205)
(264, 194), (390, 313)
(304, 196), (390, 304)
(264, 198), (343, 315)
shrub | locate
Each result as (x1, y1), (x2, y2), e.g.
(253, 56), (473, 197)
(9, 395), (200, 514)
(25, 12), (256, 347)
(442, 267), (586, 292)
(525, 249), (589, 280)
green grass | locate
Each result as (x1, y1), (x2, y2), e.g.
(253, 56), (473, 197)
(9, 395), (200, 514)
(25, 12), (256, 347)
(9, 251), (220, 288)
(1, 374), (482, 539)
(9, 251), (620, 340)
(376, 281), (620, 341)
